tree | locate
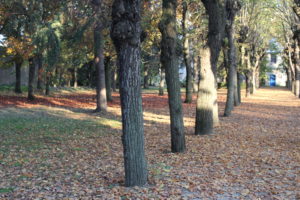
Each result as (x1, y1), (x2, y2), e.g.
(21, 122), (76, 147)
(159, 0), (186, 152)
(182, 1), (193, 103)
(195, 0), (226, 135)
(111, 0), (147, 187)
(224, 0), (241, 116)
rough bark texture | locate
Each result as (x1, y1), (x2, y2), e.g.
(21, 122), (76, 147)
(15, 60), (22, 94)
(224, 0), (241, 116)
(195, 48), (215, 135)
(200, 0), (226, 126)
(182, 2), (192, 103)
(111, 0), (147, 187)
(159, 0), (186, 152)
(195, 0), (226, 133)
(94, 23), (107, 112)
(159, 67), (165, 96)
(105, 56), (113, 102)
(28, 57), (36, 101)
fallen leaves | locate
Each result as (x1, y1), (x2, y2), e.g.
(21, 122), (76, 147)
(0, 88), (299, 199)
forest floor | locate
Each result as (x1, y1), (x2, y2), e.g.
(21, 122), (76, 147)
(0, 87), (299, 199)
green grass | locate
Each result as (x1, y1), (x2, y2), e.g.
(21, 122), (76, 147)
(0, 85), (28, 92)
(0, 188), (14, 193)
(0, 107), (121, 157)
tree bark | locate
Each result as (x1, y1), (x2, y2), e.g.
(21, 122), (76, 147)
(28, 57), (36, 101)
(195, 48), (215, 135)
(15, 60), (22, 94)
(159, 67), (165, 96)
(105, 56), (113, 102)
(159, 0), (186, 152)
(111, 0), (147, 187)
(94, 22), (107, 112)
(224, 26), (237, 116)
(245, 70), (251, 97)
(182, 2), (193, 103)
(193, 55), (200, 92)
(200, 0), (226, 127)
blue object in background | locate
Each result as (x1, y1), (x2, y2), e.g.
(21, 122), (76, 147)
(270, 74), (276, 87)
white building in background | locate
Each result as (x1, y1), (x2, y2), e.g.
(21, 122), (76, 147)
(265, 50), (287, 87)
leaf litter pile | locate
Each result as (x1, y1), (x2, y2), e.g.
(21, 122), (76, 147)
(0, 88), (299, 199)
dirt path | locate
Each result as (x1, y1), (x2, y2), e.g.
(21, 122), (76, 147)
(0, 87), (299, 199)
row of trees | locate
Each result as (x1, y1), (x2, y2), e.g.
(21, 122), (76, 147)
(1, 0), (300, 186)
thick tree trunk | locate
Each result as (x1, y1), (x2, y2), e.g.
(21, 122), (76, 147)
(195, 48), (215, 135)
(28, 57), (36, 101)
(159, 0), (186, 152)
(94, 23), (107, 112)
(15, 60), (22, 94)
(111, 0), (147, 187)
(200, 0), (226, 127)
(182, 2), (192, 103)
(224, 22), (238, 116)
(159, 67), (165, 96)
(36, 54), (43, 90)
(105, 56), (113, 102)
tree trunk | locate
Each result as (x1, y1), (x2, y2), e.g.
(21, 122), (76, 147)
(182, 2), (193, 103)
(45, 72), (52, 96)
(193, 56), (200, 92)
(28, 57), (36, 101)
(224, 20), (238, 116)
(36, 54), (43, 90)
(159, 0), (186, 152)
(195, 48), (215, 134)
(94, 22), (107, 112)
(73, 66), (78, 88)
(143, 67), (149, 89)
(15, 60), (22, 94)
(294, 39), (300, 97)
(111, 0), (147, 187)
(105, 56), (113, 102)
(112, 64), (117, 92)
(200, 0), (226, 127)
(245, 70), (251, 97)
(237, 72), (242, 104)
(159, 67), (165, 96)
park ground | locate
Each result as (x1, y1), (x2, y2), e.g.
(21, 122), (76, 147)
(0, 87), (299, 199)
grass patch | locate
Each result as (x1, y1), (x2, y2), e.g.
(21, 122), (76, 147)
(0, 107), (121, 157)
(0, 188), (14, 193)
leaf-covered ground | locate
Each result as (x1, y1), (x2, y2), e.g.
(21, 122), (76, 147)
(0, 87), (299, 199)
